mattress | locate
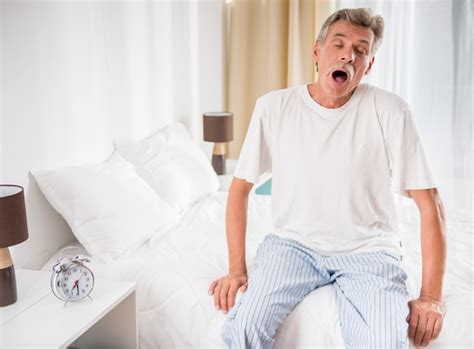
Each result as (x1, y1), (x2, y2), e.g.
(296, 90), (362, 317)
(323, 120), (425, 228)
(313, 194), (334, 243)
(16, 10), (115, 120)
(41, 191), (473, 348)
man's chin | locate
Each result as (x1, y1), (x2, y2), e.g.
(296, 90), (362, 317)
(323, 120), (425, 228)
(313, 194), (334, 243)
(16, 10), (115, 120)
(324, 79), (354, 97)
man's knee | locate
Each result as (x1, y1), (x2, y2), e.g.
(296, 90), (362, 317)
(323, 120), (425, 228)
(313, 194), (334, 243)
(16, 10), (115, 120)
(221, 302), (274, 349)
(369, 322), (409, 349)
(342, 316), (409, 348)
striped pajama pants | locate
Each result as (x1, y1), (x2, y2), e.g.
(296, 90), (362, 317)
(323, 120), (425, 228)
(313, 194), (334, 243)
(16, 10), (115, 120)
(221, 234), (410, 349)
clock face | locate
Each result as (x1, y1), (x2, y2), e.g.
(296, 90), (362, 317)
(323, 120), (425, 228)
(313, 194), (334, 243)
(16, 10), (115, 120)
(58, 265), (94, 301)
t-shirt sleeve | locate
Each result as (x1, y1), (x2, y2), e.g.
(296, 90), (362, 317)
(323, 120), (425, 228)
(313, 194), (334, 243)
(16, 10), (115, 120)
(233, 98), (272, 184)
(387, 107), (437, 198)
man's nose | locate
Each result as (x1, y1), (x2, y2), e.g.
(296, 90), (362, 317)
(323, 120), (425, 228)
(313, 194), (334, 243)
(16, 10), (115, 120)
(340, 48), (356, 63)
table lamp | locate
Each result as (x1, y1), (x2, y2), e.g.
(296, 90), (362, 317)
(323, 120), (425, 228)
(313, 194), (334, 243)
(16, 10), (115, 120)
(0, 185), (29, 307)
(203, 112), (234, 175)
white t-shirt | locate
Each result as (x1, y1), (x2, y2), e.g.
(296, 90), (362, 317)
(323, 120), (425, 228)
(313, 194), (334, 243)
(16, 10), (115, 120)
(234, 83), (437, 256)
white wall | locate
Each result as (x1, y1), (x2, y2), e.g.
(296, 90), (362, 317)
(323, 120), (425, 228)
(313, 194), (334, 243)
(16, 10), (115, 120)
(0, 1), (224, 269)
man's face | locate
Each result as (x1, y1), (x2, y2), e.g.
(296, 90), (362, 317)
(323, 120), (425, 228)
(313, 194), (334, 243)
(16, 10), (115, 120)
(313, 20), (375, 98)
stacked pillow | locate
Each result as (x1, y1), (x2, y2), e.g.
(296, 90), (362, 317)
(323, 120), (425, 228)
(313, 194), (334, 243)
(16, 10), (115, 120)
(32, 122), (219, 262)
(115, 122), (219, 212)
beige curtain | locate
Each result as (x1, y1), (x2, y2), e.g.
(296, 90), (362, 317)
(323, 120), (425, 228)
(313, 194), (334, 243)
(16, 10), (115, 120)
(225, 0), (335, 159)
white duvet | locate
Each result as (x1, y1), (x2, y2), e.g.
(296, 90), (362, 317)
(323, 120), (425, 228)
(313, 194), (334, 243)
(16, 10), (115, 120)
(42, 191), (473, 348)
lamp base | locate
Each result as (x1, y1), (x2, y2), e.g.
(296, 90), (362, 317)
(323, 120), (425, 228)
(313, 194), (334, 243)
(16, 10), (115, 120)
(212, 154), (226, 175)
(0, 248), (17, 307)
(212, 142), (227, 175)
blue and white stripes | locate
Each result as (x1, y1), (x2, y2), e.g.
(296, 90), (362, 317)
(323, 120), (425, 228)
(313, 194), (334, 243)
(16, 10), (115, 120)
(221, 234), (410, 348)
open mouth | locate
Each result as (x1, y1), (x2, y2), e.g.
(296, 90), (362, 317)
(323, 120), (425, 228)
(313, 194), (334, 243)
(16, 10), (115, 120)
(332, 70), (348, 83)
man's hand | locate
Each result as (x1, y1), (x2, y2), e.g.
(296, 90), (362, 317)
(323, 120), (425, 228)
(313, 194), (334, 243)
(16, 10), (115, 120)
(407, 295), (445, 347)
(208, 273), (248, 314)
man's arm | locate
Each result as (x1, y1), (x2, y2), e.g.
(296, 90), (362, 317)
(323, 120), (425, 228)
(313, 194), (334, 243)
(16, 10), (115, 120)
(208, 177), (254, 314)
(405, 188), (447, 347)
(226, 177), (254, 275)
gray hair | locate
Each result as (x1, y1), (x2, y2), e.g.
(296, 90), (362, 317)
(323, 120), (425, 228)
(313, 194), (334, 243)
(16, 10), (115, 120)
(317, 8), (384, 55)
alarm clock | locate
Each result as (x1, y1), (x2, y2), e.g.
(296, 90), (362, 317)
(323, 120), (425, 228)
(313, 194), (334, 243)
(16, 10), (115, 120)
(51, 246), (95, 305)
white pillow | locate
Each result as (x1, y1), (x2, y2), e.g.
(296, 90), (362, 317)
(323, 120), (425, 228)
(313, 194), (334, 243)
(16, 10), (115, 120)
(31, 152), (180, 262)
(115, 122), (219, 212)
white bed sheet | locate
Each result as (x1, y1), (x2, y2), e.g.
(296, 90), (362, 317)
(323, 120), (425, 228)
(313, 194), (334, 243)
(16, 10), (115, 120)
(41, 191), (473, 348)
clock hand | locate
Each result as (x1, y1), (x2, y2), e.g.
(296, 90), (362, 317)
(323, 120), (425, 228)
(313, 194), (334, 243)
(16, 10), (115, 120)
(70, 280), (79, 297)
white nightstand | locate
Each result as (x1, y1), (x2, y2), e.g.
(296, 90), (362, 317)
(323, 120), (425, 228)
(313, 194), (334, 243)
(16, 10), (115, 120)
(218, 159), (237, 191)
(1, 269), (137, 348)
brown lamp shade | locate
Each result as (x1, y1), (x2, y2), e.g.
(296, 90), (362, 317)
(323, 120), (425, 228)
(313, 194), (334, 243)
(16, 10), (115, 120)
(0, 185), (29, 248)
(203, 112), (233, 143)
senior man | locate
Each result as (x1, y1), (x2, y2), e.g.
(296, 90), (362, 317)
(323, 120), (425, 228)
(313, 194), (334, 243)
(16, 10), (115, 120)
(209, 8), (446, 349)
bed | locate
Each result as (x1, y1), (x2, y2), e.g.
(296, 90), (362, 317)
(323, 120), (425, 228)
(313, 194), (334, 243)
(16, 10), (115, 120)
(30, 121), (472, 348)
(39, 189), (473, 348)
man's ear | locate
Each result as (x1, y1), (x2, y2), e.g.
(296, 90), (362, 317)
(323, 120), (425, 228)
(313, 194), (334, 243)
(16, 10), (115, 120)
(364, 56), (375, 75)
(312, 41), (321, 65)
